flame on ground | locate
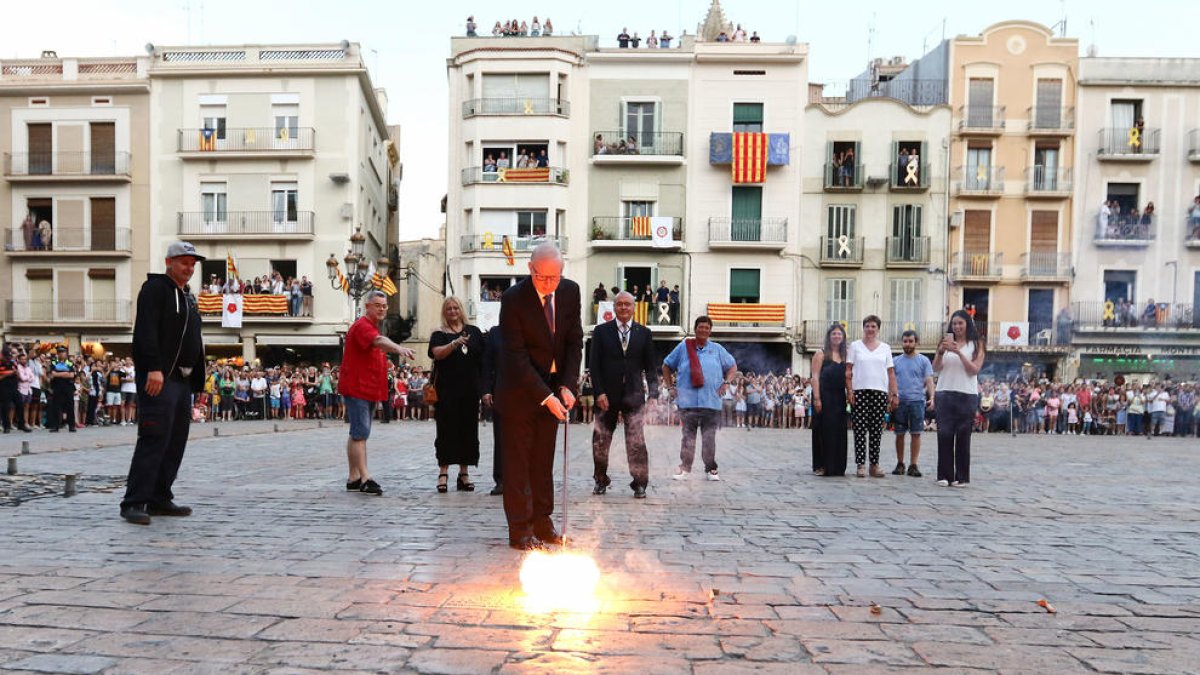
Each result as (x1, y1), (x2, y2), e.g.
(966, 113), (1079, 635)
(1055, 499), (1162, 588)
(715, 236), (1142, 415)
(519, 550), (601, 614)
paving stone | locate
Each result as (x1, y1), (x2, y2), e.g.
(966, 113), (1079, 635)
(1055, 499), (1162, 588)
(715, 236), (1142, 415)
(3, 653), (117, 674)
(911, 641), (1089, 671)
(801, 638), (925, 666)
(130, 610), (280, 639)
(405, 647), (508, 674)
(250, 641), (411, 671)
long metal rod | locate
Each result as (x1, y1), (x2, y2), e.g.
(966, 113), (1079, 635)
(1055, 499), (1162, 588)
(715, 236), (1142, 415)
(560, 418), (569, 547)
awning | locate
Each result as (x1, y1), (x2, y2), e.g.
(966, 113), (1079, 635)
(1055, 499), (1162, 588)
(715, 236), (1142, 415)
(255, 334), (341, 347)
(81, 334), (134, 344)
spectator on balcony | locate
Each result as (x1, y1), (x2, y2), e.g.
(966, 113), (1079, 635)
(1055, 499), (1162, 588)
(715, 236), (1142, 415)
(732, 24), (746, 41)
(515, 151), (532, 169)
(625, 136), (639, 154)
(483, 154), (497, 172)
(660, 30), (672, 48)
(492, 21), (503, 37)
(536, 149), (549, 168)
(617, 28), (631, 48)
(496, 152), (510, 169)
(1189, 196), (1200, 239)
(543, 18), (553, 36)
(1141, 202), (1155, 236)
(37, 220), (52, 251)
(518, 21), (528, 36)
(289, 278), (302, 317)
(1143, 298), (1158, 328)
(629, 284), (640, 299)
(750, 31), (761, 43)
(20, 214), (34, 251)
(716, 31), (730, 42)
(1055, 307), (1072, 346)
(647, 31), (658, 48)
(531, 17), (541, 36)
(269, 274), (283, 295)
(466, 16), (477, 37)
(631, 32), (641, 48)
(840, 148), (856, 187)
(896, 148), (909, 185)
(207, 275), (221, 295)
(655, 280), (670, 305)
(594, 134), (608, 155)
(593, 283), (608, 304)
(301, 276), (313, 316)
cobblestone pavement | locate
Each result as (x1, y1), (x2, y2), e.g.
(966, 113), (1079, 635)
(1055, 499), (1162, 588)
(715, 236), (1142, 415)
(1, 419), (1198, 673)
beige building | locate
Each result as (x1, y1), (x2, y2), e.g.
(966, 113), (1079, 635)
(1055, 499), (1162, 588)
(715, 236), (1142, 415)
(1, 53), (152, 354)
(396, 229), (448, 370)
(146, 43), (392, 364)
(1071, 57), (1200, 379)
(945, 21), (1079, 377)
(802, 84), (952, 362)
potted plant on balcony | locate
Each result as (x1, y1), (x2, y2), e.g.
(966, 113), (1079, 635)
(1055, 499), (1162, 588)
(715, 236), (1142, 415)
(590, 223), (608, 241)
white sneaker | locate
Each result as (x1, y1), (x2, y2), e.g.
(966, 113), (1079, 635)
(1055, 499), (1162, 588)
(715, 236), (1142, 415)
(706, 470), (721, 481)
(672, 468), (689, 481)
(936, 479), (950, 487)
(951, 481), (967, 488)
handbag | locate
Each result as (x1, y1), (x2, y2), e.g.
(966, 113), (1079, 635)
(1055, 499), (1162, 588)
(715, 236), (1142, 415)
(422, 368), (438, 405)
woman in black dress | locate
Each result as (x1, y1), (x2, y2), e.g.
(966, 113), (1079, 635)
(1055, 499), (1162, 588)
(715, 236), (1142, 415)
(810, 323), (849, 476)
(427, 297), (484, 492)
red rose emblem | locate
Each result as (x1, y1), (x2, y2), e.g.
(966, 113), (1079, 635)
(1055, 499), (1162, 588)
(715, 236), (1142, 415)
(1007, 325), (1021, 340)
(603, 310), (614, 322)
(227, 303), (238, 313)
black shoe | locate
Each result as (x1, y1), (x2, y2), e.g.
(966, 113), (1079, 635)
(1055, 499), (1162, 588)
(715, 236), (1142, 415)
(48, 428), (60, 433)
(69, 427), (77, 433)
(534, 526), (563, 546)
(437, 473), (449, 493)
(907, 464), (922, 478)
(509, 535), (542, 551)
(20, 427), (31, 433)
(360, 479), (383, 495)
(2, 429), (9, 434)
(148, 501), (192, 517)
(346, 479), (362, 491)
(633, 485), (647, 499)
(456, 474), (475, 492)
(120, 504), (151, 525)
(488, 484), (503, 496)
(593, 480), (608, 495)
(891, 462), (906, 476)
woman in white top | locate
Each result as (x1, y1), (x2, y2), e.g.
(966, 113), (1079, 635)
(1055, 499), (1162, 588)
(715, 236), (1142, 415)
(845, 315), (899, 478)
(933, 309), (986, 486)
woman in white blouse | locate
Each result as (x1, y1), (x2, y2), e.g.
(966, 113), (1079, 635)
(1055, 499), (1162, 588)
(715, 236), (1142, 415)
(932, 309), (986, 486)
(844, 315), (899, 478)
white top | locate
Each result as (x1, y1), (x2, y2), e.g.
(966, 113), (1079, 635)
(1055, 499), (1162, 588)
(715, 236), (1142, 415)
(1149, 390), (1170, 413)
(935, 342), (979, 394)
(846, 340), (894, 392)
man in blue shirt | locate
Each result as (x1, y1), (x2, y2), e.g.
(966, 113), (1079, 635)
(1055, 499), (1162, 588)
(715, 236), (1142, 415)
(891, 330), (934, 477)
(662, 316), (737, 481)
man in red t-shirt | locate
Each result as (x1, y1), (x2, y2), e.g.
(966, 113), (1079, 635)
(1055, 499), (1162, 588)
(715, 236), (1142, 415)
(338, 290), (415, 494)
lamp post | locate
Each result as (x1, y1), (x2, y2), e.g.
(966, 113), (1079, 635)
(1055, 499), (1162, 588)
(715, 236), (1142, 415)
(326, 227), (389, 317)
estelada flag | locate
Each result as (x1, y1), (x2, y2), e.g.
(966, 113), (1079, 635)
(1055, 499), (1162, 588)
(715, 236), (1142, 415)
(199, 128), (216, 151)
(501, 235), (515, 266)
(732, 132), (768, 184)
(630, 216), (651, 238)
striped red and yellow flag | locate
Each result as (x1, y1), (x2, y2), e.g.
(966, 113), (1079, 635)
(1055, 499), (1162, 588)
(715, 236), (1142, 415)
(731, 132), (768, 184)
(371, 272), (398, 296)
(634, 301), (649, 325)
(630, 216), (651, 238)
(502, 235), (515, 266)
(706, 302), (786, 323)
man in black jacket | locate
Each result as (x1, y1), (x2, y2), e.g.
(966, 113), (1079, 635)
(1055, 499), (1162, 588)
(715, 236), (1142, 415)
(120, 241), (206, 525)
(589, 291), (659, 498)
(494, 243), (583, 549)
(481, 327), (503, 496)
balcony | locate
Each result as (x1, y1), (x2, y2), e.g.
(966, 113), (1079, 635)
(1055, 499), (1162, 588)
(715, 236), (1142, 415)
(823, 163), (863, 191)
(460, 166), (568, 186)
(808, 79), (948, 108)
(802, 320), (946, 350)
(589, 217), (682, 249)
(5, 227), (132, 256)
(980, 322), (1070, 351)
(197, 293), (311, 323)
(591, 300), (681, 329)
(460, 234), (568, 255)
(462, 97), (570, 118)
(1093, 213), (1154, 247)
(707, 217), (787, 249)
(1026, 106), (1074, 136)
(1072, 301), (1199, 332)
(177, 127), (315, 157)
(951, 252), (1002, 282)
(1020, 251), (1072, 282)
(6, 299), (132, 326)
(4, 152), (131, 182)
(707, 302), (786, 333)
(1024, 166), (1072, 198)
(954, 166), (1005, 197)
(885, 236), (931, 268)
(591, 131), (684, 164)
(889, 162), (929, 191)
(1097, 127), (1160, 160)
(819, 235), (864, 266)
(1190, 130), (1200, 162)
(177, 211), (315, 238)
(1186, 216), (1200, 248)
(957, 106), (1006, 135)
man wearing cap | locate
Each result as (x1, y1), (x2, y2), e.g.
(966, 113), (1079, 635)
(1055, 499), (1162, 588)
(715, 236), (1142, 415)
(45, 346), (78, 432)
(120, 241), (206, 525)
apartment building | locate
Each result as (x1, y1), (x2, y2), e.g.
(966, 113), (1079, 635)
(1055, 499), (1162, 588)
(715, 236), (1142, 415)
(945, 21), (1079, 378)
(802, 75), (951, 362)
(1071, 57), (1200, 380)
(147, 43), (393, 364)
(1, 53), (151, 353)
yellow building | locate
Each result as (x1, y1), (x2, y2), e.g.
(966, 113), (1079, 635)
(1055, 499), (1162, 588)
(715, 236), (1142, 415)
(947, 21), (1078, 377)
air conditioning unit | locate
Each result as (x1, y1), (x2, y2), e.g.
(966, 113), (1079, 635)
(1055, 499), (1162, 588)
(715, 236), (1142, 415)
(339, 203), (354, 219)
(949, 210), (964, 229)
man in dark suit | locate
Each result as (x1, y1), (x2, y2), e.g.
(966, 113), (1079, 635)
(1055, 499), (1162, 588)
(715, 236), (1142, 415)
(481, 327), (503, 496)
(590, 291), (658, 498)
(495, 243), (583, 550)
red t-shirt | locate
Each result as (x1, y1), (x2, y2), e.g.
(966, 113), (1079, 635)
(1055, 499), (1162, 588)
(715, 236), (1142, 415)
(338, 316), (387, 401)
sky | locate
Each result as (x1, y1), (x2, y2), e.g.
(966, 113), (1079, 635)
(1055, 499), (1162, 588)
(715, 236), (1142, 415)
(3, 0), (1193, 240)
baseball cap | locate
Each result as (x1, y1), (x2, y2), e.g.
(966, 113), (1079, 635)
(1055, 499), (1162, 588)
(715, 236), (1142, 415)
(166, 241), (206, 260)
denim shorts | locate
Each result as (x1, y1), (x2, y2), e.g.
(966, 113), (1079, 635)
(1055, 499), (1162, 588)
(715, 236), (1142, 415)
(893, 399), (926, 434)
(345, 396), (373, 441)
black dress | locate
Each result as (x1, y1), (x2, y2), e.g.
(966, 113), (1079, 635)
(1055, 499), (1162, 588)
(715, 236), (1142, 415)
(427, 325), (484, 466)
(815, 357), (849, 476)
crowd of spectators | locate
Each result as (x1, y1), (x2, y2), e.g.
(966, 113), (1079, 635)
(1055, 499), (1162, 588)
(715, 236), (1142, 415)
(466, 16), (555, 38)
(16, 215), (53, 251)
(1097, 200), (1155, 239)
(204, 273), (314, 318)
(1, 344), (139, 432)
(978, 378), (1197, 437)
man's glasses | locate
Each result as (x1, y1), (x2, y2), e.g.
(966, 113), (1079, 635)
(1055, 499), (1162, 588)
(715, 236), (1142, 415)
(531, 274), (561, 282)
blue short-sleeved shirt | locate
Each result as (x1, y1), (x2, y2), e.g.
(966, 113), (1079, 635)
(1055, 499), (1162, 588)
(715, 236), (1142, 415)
(663, 339), (736, 410)
(893, 352), (933, 402)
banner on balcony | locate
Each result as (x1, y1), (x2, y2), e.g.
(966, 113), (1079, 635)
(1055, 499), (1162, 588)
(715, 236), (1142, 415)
(198, 128), (216, 151)
(650, 217), (674, 248)
(706, 303), (786, 323)
(998, 322), (1028, 347)
(199, 293), (288, 316)
(597, 301), (615, 324)
(732, 132), (768, 184)
(498, 167), (550, 183)
(630, 217), (651, 238)
(477, 301), (501, 332)
(222, 294), (243, 328)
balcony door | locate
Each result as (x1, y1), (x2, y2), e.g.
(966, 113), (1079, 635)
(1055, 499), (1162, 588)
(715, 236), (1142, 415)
(1103, 270), (1136, 303)
(1030, 211), (1059, 275)
(90, 122), (116, 174)
(966, 145), (992, 189)
(889, 278), (922, 336)
(271, 184), (299, 232)
(1033, 144), (1059, 190)
(731, 186), (762, 241)
(622, 101), (657, 152)
(28, 123), (52, 175)
(201, 186), (228, 233)
(90, 197), (116, 251)
(1034, 79), (1063, 128)
(967, 78), (994, 126)
(1028, 289), (1055, 343)
(825, 205), (856, 259)
(825, 278), (856, 325)
(891, 205), (922, 261)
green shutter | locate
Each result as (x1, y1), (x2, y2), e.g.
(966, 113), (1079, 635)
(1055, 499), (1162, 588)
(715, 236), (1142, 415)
(733, 103), (764, 125)
(731, 187), (762, 241)
(729, 269), (760, 300)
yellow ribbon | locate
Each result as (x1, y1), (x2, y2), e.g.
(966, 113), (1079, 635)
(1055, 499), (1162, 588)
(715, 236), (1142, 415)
(1127, 127), (1140, 148)
(905, 159), (919, 185)
(1103, 300), (1115, 321)
(482, 231), (495, 250)
(975, 164), (988, 183)
(523, 99), (534, 114)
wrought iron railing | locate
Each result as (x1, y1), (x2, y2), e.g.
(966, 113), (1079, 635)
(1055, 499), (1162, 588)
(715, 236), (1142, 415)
(177, 127), (315, 152)
(1072, 302), (1197, 330)
(5, 227), (131, 252)
(707, 217), (787, 244)
(823, 163), (863, 190)
(460, 234), (568, 255)
(1027, 106), (1074, 133)
(590, 216), (681, 242)
(462, 98), (570, 117)
(958, 105), (1006, 132)
(809, 79), (948, 106)
(819, 236), (864, 264)
(1093, 212), (1155, 243)
(460, 166), (568, 185)
(1020, 251), (1071, 279)
(889, 161), (929, 189)
(7, 299), (132, 323)
(1097, 127), (1161, 157)
(177, 211), (315, 236)
(4, 151), (130, 177)
(1025, 166), (1072, 194)
(885, 236), (930, 266)
(952, 252), (1003, 279)
(954, 165), (1005, 194)
(592, 131), (684, 156)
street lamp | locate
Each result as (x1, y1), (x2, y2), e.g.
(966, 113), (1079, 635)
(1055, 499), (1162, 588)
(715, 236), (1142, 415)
(326, 227), (389, 316)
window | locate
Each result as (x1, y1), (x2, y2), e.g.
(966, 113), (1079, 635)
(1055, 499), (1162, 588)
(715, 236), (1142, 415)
(1034, 79), (1063, 128)
(825, 141), (860, 187)
(481, 141), (548, 173)
(825, 279), (855, 323)
(622, 200), (653, 218)
(517, 210), (547, 238)
(273, 104), (299, 141)
(891, 205), (923, 261)
(732, 102), (763, 133)
(480, 73), (550, 112)
(731, 186), (762, 240)
(966, 144), (993, 189)
(893, 140), (926, 186)
(201, 184), (228, 230)
(269, 259), (297, 282)
(623, 101), (657, 147)
(826, 204), (856, 240)
(889, 279), (922, 327)
(966, 78), (995, 126)
(1033, 143), (1060, 190)
(271, 183), (299, 225)
(729, 268), (760, 303)
(200, 105), (226, 139)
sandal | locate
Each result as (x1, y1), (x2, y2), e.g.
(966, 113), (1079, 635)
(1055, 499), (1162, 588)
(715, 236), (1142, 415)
(456, 473), (475, 492)
(437, 473), (449, 493)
